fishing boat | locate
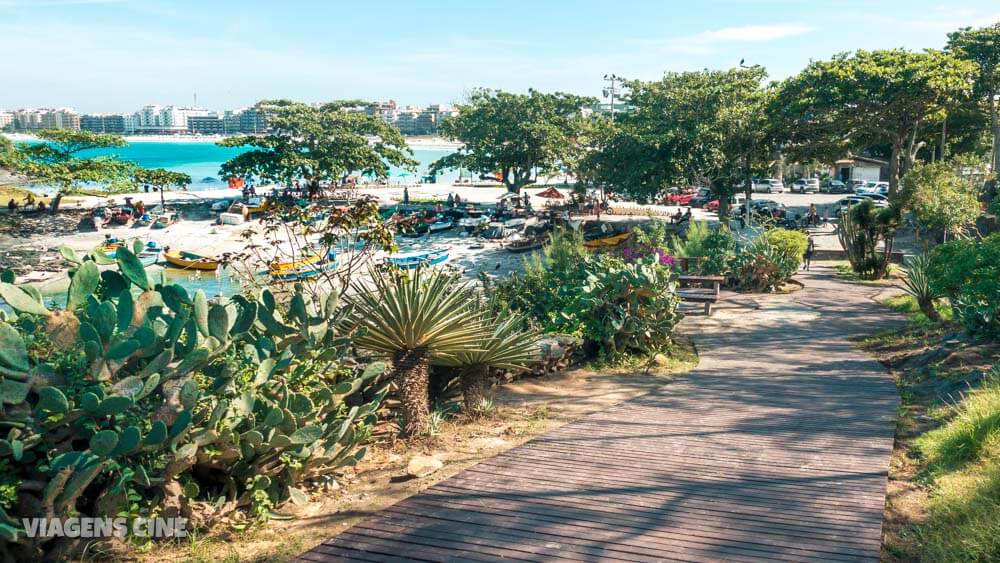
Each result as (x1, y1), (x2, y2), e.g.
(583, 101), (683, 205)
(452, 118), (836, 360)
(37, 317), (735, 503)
(399, 221), (430, 238)
(386, 247), (450, 269)
(479, 223), (516, 241)
(506, 234), (548, 253)
(137, 250), (160, 267)
(583, 223), (632, 250)
(457, 209), (490, 233)
(428, 218), (454, 233)
(163, 250), (220, 271)
(151, 212), (178, 229)
(269, 255), (338, 281)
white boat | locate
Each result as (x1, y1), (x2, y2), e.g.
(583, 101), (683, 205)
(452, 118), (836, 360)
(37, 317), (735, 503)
(458, 210), (490, 232)
(386, 247), (450, 269)
(428, 218), (454, 233)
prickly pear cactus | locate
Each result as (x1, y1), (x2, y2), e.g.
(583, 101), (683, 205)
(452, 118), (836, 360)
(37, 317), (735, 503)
(0, 256), (385, 560)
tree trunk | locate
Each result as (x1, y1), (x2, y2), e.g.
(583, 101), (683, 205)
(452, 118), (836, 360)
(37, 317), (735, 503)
(888, 141), (903, 196)
(391, 347), (430, 436)
(919, 297), (942, 322)
(460, 364), (491, 414)
(990, 95), (1000, 175)
(50, 192), (64, 213)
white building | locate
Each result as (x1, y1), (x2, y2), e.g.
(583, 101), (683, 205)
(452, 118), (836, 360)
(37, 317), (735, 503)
(132, 104), (209, 133)
(0, 111), (13, 130)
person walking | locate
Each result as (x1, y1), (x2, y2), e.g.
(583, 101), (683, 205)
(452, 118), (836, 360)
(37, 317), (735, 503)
(803, 237), (815, 271)
(403, 186), (410, 205)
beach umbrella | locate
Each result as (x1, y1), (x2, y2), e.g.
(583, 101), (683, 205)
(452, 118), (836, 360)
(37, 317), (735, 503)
(535, 187), (565, 199)
(496, 192), (520, 201)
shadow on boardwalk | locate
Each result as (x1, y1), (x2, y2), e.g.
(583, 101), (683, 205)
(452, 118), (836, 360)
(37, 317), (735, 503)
(295, 265), (903, 562)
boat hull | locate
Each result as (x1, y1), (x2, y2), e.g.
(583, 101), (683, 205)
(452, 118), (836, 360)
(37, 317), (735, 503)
(164, 251), (220, 271)
(386, 248), (450, 270)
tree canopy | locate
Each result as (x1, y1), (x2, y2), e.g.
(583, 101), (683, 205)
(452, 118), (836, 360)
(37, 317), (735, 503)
(218, 99), (416, 192)
(9, 129), (137, 210)
(774, 49), (976, 194)
(580, 66), (774, 214)
(900, 160), (983, 241)
(948, 23), (1000, 173)
(431, 89), (595, 193)
(134, 167), (192, 208)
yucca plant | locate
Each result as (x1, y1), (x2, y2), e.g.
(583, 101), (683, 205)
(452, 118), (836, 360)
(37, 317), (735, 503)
(437, 302), (540, 414)
(903, 253), (941, 322)
(345, 268), (485, 435)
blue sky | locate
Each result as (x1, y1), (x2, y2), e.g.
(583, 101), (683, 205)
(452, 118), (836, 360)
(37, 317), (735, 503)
(3, 0), (999, 112)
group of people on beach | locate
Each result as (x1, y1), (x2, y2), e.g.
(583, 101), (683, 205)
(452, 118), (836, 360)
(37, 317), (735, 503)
(7, 194), (48, 214)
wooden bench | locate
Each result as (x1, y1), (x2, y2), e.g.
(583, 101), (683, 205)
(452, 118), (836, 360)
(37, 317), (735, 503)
(677, 274), (724, 316)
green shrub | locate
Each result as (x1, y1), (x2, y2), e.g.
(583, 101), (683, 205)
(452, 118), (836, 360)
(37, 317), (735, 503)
(669, 221), (735, 276)
(927, 234), (1000, 339)
(0, 245), (382, 560)
(729, 229), (806, 292)
(837, 200), (900, 280)
(491, 232), (681, 361)
(762, 228), (808, 270)
(564, 254), (681, 360)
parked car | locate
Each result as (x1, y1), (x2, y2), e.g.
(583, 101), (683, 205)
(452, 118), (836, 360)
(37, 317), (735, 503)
(791, 178), (820, 194)
(848, 179), (869, 192)
(753, 178), (785, 193)
(690, 187), (713, 207)
(873, 181), (889, 195)
(822, 179), (849, 193)
(856, 192), (889, 204)
(838, 195), (889, 209)
(705, 194), (747, 213)
(736, 199), (786, 219)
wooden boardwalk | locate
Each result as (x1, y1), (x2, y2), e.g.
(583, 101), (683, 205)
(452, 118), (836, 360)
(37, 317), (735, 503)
(297, 268), (900, 562)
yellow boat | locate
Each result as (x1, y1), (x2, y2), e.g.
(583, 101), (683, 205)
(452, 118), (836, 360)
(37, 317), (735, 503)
(583, 231), (632, 250)
(268, 253), (323, 276)
(163, 250), (220, 271)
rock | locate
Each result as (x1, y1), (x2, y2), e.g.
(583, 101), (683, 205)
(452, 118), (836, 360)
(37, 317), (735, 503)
(406, 454), (443, 478)
(470, 437), (510, 450)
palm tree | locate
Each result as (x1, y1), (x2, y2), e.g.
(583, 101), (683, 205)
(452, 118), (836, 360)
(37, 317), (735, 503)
(437, 301), (540, 414)
(345, 268), (484, 435)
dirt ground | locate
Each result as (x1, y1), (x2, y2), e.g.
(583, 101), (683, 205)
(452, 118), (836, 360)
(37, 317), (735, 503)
(141, 338), (697, 563)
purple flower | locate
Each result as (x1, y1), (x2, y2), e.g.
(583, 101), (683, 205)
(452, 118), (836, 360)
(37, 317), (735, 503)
(653, 249), (676, 267)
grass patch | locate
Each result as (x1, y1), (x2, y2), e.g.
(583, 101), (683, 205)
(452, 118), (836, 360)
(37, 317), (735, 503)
(832, 261), (903, 285)
(0, 184), (34, 202)
(883, 294), (953, 329)
(907, 364), (1000, 561)
(582, 334), (699, 375)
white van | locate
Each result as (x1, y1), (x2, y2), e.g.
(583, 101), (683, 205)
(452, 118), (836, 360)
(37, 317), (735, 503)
(753, 178), (785, 193)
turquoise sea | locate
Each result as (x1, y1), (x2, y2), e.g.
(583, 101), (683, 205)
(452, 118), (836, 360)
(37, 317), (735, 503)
(20, 139), (460, 189)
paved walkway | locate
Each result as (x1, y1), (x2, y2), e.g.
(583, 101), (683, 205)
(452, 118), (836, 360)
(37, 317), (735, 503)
(296, 266), (902, 562)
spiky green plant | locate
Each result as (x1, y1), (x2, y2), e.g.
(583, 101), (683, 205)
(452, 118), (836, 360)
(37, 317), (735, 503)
(903, 253), (941, 322)
(345, 268), (485, 435)
(435, 302), (539, 414)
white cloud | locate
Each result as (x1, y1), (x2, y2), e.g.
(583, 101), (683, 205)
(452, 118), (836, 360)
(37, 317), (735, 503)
(634, 23), (814, 55)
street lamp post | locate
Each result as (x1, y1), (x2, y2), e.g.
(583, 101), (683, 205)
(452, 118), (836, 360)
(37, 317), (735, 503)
(603, 74), (620, 123)
(738, 59), (753, 231)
